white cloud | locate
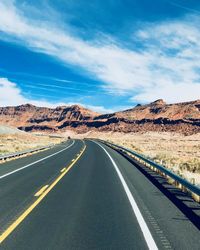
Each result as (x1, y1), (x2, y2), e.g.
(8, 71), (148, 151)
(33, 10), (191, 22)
(133, 82), (200, 103)
(0, 77), (63, 107)
(0, 77), (113, 113)
(0, 78), (26, 106)
(0, 1), (199, 104)
(67, 102), (114, 114)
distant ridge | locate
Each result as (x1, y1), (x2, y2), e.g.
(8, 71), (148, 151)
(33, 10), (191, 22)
(0, 100), (199, 135)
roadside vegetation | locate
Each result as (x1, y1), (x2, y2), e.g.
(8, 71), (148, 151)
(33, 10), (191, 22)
(81, 131), (200, 186)
(0, 133), (65, 155)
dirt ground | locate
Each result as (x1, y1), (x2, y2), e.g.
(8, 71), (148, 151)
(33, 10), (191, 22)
(0, 133), (65, 155)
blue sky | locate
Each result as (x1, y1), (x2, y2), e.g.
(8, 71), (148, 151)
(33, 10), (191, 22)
(0, 0), (200, 113)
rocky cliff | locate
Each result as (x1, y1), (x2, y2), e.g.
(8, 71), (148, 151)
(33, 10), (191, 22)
(0, 100), (199, 135)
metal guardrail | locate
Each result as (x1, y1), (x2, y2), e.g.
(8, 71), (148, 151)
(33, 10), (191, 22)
(99, 140), (200, 198)
(0, 144), (54, 161)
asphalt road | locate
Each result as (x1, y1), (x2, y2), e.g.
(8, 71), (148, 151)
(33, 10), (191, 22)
(0, 139), (199, 249)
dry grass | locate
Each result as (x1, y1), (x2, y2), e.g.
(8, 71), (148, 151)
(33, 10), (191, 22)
(2, 128), (199, 186)
(79, 131), (200, 186)
(0, 133), (65, 155)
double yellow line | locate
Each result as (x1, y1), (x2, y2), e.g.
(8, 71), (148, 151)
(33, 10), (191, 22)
(0, 144), (86, 244)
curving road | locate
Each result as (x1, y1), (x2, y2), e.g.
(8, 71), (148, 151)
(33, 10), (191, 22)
(0, 139), (199, 249)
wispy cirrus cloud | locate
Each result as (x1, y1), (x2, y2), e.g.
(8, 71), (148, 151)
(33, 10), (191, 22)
(0, 77), (66, 107)
(0, 77), (114, 113)
(0, 0), (199, 104)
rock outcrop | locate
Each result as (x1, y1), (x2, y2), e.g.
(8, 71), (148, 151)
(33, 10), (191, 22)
(0, 100), (199, 135)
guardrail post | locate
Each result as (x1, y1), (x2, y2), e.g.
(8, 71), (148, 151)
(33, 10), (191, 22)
(192, 193), (200, 203)
(0, 144), (53, 163)
(179, 183), (183, 190)
(191, 178), (195, 185)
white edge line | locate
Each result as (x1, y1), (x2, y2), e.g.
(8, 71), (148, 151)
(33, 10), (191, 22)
(0, 140), (75, 180)
(93, 140), (158, 250)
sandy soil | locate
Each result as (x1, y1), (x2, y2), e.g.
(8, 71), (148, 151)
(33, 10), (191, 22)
(0, 133), (65, 155)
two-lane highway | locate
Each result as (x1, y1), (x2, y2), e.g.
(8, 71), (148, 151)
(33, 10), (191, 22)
(0, 139), (84, 236)
(0, 139), (199, 249)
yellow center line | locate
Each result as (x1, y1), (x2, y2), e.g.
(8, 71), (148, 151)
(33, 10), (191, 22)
(0, 143), (86, 244)
(60, 167), (66, 173)
(34, 185), (49, 197)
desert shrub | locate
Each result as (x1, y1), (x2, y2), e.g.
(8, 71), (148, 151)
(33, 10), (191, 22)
(0, 150), (9, 154)
(180, 162), (190, 171)
(130, 144), (142, 153)
(179, 159), (200, 173)
(15, 146), (20, 151)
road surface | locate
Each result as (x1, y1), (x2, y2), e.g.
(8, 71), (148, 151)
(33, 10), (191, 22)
(0, 139), (199, 249)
